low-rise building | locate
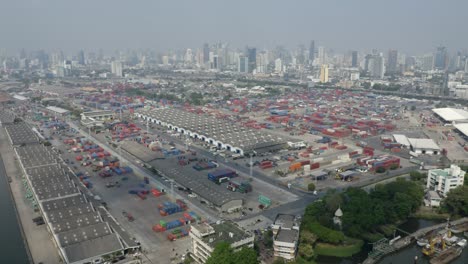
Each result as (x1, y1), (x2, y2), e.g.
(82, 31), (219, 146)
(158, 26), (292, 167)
(427, 165), (465, 196)
(189, 221), (254, 263)
(426, 190), (442, 207)
(81, 110), (114, 126)
(271, 214), (300, 261)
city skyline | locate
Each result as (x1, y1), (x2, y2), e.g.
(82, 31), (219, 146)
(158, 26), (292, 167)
(0, 0), (466, 54)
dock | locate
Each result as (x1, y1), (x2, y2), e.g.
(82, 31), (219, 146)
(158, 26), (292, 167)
(362, 217), (468, 264)
(429, 247), (463, 264)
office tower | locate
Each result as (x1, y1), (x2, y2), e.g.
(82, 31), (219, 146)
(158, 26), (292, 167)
(275, 58), (282, 73)
(405, 56), (416, 71)
(351, 51), (358, 68)
(256, 52), (268, 73)
(465, 59), (468, 73)
(320, 64), (329, 83)
(317, 47), (326, 65)
(247, 47), (256, 73)
(421, 54), (434, 71)
(111, 61), (123, 77)
(434, 46), (448, 70)
(238, 56), (249, 73)
(78, 50), (85, 65)
(211, 55), (219, 70)
(368, 54), (385, 79)
(203, 43), (210, 64)
(309, 41), (315, 64)
(185, 49), (193, 63)
(386, 49), (398, 74)
(162, 56), (169, 65)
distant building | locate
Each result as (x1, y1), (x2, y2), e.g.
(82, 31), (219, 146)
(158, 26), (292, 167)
(368, 54), (385, 79)
(272, 214), (300, 260)
(320, 64), (329, 83)
(351, 51), (358, 68)
(386, 49), (398, 74)
(190, 222), (254, 263)
(434, 46), (448, 70)
(238, 56), (249, 73)
(81, 110), (114, 126)
(309, 40), (315, 64)
(111, 61), (123, 77)
(247, 47), (256, 73)
(317, 46), (326, 65)
(274, 58), (282, 73)
(203, 43), (210, 64)
(427, 165), (465, 196)
(78, 50), (85, 65)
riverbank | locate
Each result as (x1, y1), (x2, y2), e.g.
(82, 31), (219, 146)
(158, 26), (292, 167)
(0, 127), (61, 264)
(362, 217), (468, 264)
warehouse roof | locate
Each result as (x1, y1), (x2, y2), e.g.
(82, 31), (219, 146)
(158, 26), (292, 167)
(0, 111), (15, 124)
(63, 233), (123, 264)
(408, 138), (440, 150)
(393, 134), (411, 147)
(5, 122), (40, 146)
(454, 123), (468, 137)
(16, 144), (58, 168)
(46, 106), (70, 114)
(136, 108), (286, 153)
(432, 108), (468, 122)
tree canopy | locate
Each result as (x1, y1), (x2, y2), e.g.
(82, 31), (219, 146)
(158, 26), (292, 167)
(205, 242), (258, 264)
(442, 186), (468, 217)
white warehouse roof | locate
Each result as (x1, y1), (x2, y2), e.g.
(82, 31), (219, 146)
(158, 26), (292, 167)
(393, 134), (411, 147)
(46, 106), (69, 114)
(407, 138), (440, 150)
(454, 123), (468, 137)
(432, 108), (468, 122)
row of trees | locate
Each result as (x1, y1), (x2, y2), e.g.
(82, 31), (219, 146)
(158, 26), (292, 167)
(205, 242), (258, 264)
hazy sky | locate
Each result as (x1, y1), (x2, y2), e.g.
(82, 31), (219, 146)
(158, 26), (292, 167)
(1, 0), (466, 54)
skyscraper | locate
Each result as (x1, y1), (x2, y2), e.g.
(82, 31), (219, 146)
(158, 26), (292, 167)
(368, 54), (385, 79)
(420, 54), (434, 71)
(78, 50), (85, 65)
(309, 41), (315, 65)
(238, 56), (249, 73)
(386, 49), (398, 74)
(111, 61), (123, 77)
(247, 47), (256, 73)
(274, 58), (282, 73)
(203, 43), (210, 64)
(317, 47), (326, 65)
(351, 51), (358, 68)
(434, 46), (448, 70)
(320, 64), (329, 83)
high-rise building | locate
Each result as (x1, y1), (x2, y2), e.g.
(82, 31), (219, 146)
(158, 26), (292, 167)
(368, 54), (385, 79)
(185, 49), (193, 63)
(211, 55), (219, 70)
(351, 51), (358, 68)
(320, 64), (329, 83)
(317, 47), (326, 65)
(162, 56), (169, 65)
(256, 52), (268, 73)
(274, 58), (282, 73)
(247, 47), (256, 73)
(386, 49), (398, 74)
(420, 54), (434, 71)
(238, 56), (249, 73)
(111, 61), (123, 77)
(465, 59), (468, 73)
(309, 41), (315, 64)
(203, 43), (210, 64)
(434, 46), (448, 70)
(78, 50), (85, 65)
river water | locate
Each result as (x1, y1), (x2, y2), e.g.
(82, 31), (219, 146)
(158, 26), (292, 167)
(317, 218), (468, 264)
(0, 155), (29, 264)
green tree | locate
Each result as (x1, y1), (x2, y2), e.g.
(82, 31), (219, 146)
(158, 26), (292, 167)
(263, 230), (274, 248)
(206, 242), (259, 264)
(410, 171), (423, 181)
(298, 243), (315, 260)
(308, 183), (316, 192)
(442, 186), (468, 216)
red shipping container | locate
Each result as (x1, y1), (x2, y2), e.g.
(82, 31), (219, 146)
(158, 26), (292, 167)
(310, 162), (320, 169)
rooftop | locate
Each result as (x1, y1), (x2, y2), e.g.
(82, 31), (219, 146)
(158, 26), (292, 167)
(46, 106), (70, 114)
(275, 229), (298, 244)
(196, 221), (252, 246)
(5, 122), (40, 146)
(454, 123), (468, 137)
(432, 108), (468, 122)
(273, 214), (296, 229)
(16, 144), (58, 168)
(407, 138), (440, 150)
(62, 233), (123, 263)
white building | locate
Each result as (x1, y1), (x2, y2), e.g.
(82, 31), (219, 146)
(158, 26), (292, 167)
(369, 54), (385, 79)
(426, 190), (442, 207)
(274, 58), (283, 73)
(407, 138), (440, 155)
(111, 61), (123, 77)
(81, 110), (114, 126)
(190, 222), (254, 263)
(272, 214), (300, 261)
(426, 165), (465, 196)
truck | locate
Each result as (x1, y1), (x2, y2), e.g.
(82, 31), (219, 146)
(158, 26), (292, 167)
(316, 136), (331, 144)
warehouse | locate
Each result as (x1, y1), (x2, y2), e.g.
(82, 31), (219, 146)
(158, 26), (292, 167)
(46, 106), (70, 117)
(135, 108), (286, 156)
(432, 108), (468, 124)
(5, 122), (40, 146)
(454, 123), (468, 140)
(408, 138), (440, 155)
(392, 134), (411, 149)
(12, 136), (127, 264)
(81, 110), (114, 126)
